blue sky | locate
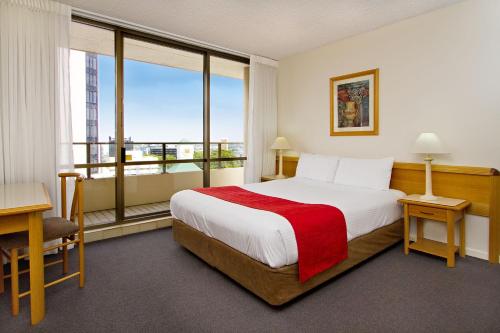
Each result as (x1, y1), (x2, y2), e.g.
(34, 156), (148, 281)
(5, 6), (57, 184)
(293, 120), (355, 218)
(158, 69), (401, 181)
(98, 55), (244, 143)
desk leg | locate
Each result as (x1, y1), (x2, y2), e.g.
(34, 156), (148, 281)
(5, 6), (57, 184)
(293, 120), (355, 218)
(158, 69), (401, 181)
(404, 204), (409, 255)
(28, 212), (45, 325)
(459, 216), (466, 258)
(446, 211), (456, 268)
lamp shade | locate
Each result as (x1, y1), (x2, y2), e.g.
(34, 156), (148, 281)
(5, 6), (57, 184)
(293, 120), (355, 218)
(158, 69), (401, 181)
(271, 137), (291, 150)
(412, 132), (447, 154)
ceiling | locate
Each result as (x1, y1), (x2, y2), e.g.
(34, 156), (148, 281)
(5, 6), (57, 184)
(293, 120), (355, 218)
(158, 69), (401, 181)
(58, 0), (462, 60)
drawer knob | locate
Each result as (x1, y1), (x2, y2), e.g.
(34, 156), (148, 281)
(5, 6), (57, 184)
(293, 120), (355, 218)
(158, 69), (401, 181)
(420, 211), (434, 215)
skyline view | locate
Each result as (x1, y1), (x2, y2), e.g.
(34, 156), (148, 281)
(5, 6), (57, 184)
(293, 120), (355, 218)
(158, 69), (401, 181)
(96, 54), (245, 143)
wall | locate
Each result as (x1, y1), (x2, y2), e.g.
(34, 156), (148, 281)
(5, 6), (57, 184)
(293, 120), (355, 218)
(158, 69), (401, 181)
(83, 172), (203, 211)
(83, 168), (244, 212)
(277, 0), (500, 260)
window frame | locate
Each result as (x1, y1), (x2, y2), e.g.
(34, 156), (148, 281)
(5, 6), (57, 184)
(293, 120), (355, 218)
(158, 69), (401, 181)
(71, 15), (249, 224)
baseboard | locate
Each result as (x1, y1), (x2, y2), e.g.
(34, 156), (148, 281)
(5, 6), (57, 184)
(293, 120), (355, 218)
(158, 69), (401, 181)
(464, 248), (489, 261)
(84, 217), (172, 243)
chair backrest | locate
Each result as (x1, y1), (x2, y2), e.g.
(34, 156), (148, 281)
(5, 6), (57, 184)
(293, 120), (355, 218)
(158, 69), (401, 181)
(59, 173), (85, 232)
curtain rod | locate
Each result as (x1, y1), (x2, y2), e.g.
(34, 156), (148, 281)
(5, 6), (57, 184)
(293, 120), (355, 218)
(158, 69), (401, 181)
(71, 7), (251, 60)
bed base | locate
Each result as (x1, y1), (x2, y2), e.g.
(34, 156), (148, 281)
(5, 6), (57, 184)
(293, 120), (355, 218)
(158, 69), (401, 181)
(172, 218), (403, 305)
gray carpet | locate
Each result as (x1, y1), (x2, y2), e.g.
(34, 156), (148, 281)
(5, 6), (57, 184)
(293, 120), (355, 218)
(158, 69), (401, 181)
(1, 228), (499, 333)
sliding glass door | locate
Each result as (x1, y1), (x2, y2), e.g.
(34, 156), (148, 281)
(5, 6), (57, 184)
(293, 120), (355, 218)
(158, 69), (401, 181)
(121, 36), (204, 219)
(209, 56), (248, 186)
(70, 21), (117, 227)
(71, 17), (249, 227)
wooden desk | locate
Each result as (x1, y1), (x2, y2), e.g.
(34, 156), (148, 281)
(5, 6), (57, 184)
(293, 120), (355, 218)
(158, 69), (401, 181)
(0, 183), (52, 325)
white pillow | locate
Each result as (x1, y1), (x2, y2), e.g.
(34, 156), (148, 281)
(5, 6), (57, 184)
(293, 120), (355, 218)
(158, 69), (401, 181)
(334, 157), (394, 190)
(295, 153), (340, 182)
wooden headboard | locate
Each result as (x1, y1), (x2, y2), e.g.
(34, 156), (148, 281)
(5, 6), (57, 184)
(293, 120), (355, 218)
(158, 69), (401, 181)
(277, 156), (500, 263)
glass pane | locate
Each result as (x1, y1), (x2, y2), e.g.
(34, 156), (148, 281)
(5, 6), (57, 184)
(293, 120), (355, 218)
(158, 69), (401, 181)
(78, 167), (116, 227)
(70, 21), (116, 227)
(122, 142), (203, 162)
(209, 56), (248, 186)
(124, 163), (203, 217)
(70, 21), (116, 179)
(123, 38), (204, 218)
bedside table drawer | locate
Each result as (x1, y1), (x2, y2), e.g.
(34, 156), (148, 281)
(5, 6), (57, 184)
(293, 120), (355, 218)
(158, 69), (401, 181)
(409, 205), (447, 221)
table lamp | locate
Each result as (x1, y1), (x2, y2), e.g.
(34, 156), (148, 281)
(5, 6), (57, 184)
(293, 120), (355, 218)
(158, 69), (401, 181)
(413, 132), (447, 200)
(271, 137), (291, 179)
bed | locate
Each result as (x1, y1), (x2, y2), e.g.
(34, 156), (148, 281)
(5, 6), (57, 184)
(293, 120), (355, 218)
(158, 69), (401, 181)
(171, 175), (405, 305)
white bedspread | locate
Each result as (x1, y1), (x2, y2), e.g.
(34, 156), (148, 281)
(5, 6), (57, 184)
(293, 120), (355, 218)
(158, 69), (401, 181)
(170, 178), (405, 268)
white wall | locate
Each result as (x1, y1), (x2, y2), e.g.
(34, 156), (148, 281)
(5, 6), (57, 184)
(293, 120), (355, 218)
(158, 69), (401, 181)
(277, 0), (500, 260)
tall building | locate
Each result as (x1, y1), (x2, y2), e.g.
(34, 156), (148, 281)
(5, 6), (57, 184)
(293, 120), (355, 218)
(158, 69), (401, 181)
(108, 136), (134, 158)
(86, 53), (99, 170)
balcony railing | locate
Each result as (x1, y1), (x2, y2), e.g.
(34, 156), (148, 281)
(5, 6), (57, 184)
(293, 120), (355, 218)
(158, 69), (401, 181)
(74, 141), (246, 228)
(73, 141), (246, 179)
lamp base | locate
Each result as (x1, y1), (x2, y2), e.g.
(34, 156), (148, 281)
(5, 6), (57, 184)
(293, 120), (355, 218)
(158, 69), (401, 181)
(274, 174), (286, 179)
(421, 156), (437, 201)
(420, 194), (438, 201)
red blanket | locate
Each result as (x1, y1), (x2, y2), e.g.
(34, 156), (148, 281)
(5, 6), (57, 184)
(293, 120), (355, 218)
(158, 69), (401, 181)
(193, 186), (347, 283)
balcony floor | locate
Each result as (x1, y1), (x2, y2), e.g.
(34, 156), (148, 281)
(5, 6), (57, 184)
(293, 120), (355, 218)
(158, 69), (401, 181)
(84, 201), (170, 227)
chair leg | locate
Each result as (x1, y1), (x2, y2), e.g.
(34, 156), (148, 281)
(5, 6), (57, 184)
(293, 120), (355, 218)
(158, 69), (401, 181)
(0, 247), (4, 294)
(11, 249), (19, 316)
(62, 237), (68, 274)
(78, 232), (85, 288)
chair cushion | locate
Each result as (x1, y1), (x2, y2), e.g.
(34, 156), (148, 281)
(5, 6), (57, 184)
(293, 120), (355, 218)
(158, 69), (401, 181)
(0, 217), (79, 250)
(43, 217), (80, 241)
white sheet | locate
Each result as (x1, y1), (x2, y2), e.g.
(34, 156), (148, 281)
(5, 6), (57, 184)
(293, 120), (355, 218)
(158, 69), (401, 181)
(170, 178), (405, 268)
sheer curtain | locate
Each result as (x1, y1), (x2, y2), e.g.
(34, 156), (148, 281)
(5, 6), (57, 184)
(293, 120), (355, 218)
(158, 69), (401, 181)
(0, 0), (74, 217)
(244, 56), (278, 183)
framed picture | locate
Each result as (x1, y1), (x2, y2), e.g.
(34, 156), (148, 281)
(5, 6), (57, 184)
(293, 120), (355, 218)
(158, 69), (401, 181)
(330, 68), (379, 136)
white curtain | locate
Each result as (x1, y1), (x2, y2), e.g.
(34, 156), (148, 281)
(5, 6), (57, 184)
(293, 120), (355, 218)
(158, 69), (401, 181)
(0, 0), (74, 218)
(244, 55), (278, 183)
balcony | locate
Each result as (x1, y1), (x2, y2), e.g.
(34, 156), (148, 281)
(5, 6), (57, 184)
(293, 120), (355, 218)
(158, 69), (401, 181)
(74, 141), (245, 228)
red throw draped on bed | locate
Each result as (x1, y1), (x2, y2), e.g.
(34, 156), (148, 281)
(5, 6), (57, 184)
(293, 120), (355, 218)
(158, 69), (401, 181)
(193, 186), (347, 283)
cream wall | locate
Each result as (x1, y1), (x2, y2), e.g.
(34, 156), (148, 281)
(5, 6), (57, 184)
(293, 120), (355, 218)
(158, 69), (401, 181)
(83, 168), (244, 212)
(277, 0), (500, 260)
(278, 0), (500, 169)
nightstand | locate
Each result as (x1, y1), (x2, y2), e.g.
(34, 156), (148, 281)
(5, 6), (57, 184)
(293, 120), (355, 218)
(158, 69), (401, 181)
(398, 194), (471, 267)
(261, 175), (289, 182)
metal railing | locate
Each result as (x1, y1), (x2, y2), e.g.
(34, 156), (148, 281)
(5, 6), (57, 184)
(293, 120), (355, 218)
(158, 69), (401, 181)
(73, 141), (246, 179)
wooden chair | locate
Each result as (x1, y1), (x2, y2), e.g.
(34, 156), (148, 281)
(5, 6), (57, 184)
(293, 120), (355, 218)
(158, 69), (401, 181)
(0, 173), (85, 316)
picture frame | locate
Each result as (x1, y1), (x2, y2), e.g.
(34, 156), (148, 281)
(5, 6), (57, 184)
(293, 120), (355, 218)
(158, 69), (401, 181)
(330, 68), (379, 136)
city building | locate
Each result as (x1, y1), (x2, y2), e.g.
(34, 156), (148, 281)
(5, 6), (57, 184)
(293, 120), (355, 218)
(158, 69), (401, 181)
(86, 53), (99, 169)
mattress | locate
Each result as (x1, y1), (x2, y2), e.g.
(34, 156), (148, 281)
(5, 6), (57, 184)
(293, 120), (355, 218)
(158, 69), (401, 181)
(170, 177), (405, 268)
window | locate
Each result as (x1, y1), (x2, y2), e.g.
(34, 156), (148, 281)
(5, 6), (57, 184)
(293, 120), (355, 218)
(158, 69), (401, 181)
(123, 37), (204, 165)
(122, 37), (205, 217)
(209, 56), (248, 186)
(70, 18), (249, 226)
(70, 21), (115, 171)
(70, 21), (116, 226)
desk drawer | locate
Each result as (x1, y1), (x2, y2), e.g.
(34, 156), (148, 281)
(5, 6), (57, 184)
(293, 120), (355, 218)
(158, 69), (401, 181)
(409, 205), (447, 221)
